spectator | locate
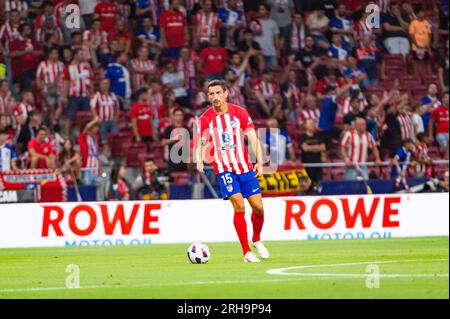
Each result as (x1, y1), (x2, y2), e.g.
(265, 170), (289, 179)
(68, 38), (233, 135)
(294, 36), (321, 72)
(28, 125), (56, 169)
(391, 138), (415, 184)
(217, 0), (244, 49)
(107, 162), (133, 200)
(104, 51), (132, 109)
(62, 48), (93, 138)
(421, 83), (442, 130)
(177, 46), (198, 95)
(413, 132), (432, 179)
(90, 78), (120, 159)
(161, 59), (190, 108)
(381, 2), (410, 55)
(82, 18), (109, 52)
(55, 0), (85, 44)
(263, 117), (296, 166)
(70, 31), (95, 66)
(0, 128), (17, 171)
(299, 95), (321, 128)
(15, 111), (41, 155)
(343, 96), (366, 131)
(147, 78), (165, 122)
(267, 0), (295, 50)
(429, 92), (449, 154)
(135, 0), (160, 24)
(79, 0), (98, 28)
(94, 0), (120, 32)
(306, 5), (330, 48)
(330, 3), (354, 48)
(58, 138), (81, 181)
(193, 0), (220, 49)
(36, 47), (65, 125)
(0, 80), (15, 115)
(108, 19), (132, 56)
(35, 15), (63, 46)
(254, 68), (278, 117)
(299, 118), (326, 189)
(0, 113), (14, 144)
(280, 67), (302, 117)
(397, 94), (413, 141)
(270, 94), (289, 129)
(342, 55), (368, 88)
(356, 34), (385, 85)
(136, 16), (162, 57)
(254, 3), (280, 68)
(411, 102), (425, 141)
(160, 0), (189, 59)
(131, 46), (156, 92)
(224, 69), (246, 107)
(13, 89), (34, 126)
(8, 23), (43, 91)
(341, 116), (382, 180)
(328, 33), (349, 61)
(130, 88), (154, 143)
(237, 28), (264, 73)
(409, 6), (433, 75)
(0, 10), (22, 54)
(78, 116), (100, 185)
(199, 34), (229, 80)
(317, 79), (354, 146)
(133, 157), (167, 200)
(289, 12), (310, 56)
(33, 1), (55, 30)
(161, 107), (191, 173)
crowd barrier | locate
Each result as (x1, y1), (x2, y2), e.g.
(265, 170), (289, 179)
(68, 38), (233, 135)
(0, 193), (448, 248)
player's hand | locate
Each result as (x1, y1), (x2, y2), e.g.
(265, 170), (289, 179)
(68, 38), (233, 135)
(196, 162), (204, 173)
(345, 159), (353, 168)
(253, 162), (264, 177)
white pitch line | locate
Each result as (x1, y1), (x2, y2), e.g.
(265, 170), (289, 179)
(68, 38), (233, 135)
(266, 258), (449, 277)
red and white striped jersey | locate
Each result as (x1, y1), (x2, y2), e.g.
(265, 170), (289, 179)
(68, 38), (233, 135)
(341, 129), (377, 163)
(397, 112), (413, 140)
(194, 11), (220, 43)
(3, 0), (28, 12)
(177, 56), (196, 89)
(0, 22), (20, 46)
(149, 92), (164, 119)
(13, 103), (33, 121)
(299, 108), (321, 124)
(36, 60), (65, 85)
(340, 97), (367, 114)
(79, 133), (99, 170)
(63, 62), (93, 97)
(83, 29), (109, 47)
(197, 103), (255, 175)
(0, 94), (15, 114)
(90, 91), (119, 122)
(130, 58), (156, 91)
(227, 83), (245, 107)
(414, 143), (430, 177)
(255, 80), (277, 102)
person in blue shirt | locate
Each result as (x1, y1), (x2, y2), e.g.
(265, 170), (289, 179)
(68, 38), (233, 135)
(328, 34), (349, 61)
(421, 84), (442, 130)
(136, 16), (161, 57)
(0, 129), (17, 172)
(342, 56), (368, 88)
(318, 80), (354, 146)
(391, 138), (416, 179)
(217, 0), (244, 48)
(104, 52), (131, 109)
(135, 0), (160, 24)
(330, 3), (354, 47)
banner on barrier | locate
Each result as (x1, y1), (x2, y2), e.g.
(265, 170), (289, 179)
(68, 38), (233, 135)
(258, 169), (311, 196)
(0, 193), (448, 248)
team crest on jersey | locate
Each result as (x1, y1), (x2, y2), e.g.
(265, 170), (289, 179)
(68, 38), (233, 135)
(226, 184), (234, 192)
(230, 119), (237, 129)
(222, 132), (231, 145)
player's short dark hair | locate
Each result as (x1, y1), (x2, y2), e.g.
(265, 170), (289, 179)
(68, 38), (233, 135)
(172, 107), (184, 115)
(207, 80), (227, 92)
(402, 138), (415, 146)
(37, 125), (48, 134)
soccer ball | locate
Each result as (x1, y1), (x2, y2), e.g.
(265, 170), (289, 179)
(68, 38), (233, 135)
(187, 242), (210, 264)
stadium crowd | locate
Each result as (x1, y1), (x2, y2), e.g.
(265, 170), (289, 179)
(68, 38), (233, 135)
(0, 0), (448, 199)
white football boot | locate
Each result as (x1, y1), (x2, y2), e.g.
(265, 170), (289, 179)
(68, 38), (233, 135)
(243, 251), (261, 263)
(253, 241), (270, 260)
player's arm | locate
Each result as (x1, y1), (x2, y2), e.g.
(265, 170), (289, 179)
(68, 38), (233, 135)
(246, 129), (264, 177)
(195, 137), (207, 173)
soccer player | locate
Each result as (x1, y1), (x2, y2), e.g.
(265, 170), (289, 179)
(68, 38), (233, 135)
(195, 80), (269, 263)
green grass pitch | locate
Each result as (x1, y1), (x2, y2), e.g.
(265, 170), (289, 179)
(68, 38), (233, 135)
(0, 237), (448, 299)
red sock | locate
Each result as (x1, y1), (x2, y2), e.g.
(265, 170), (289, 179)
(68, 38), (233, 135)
(251, 211), (264, 243)
(233, 212), (251, 255)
